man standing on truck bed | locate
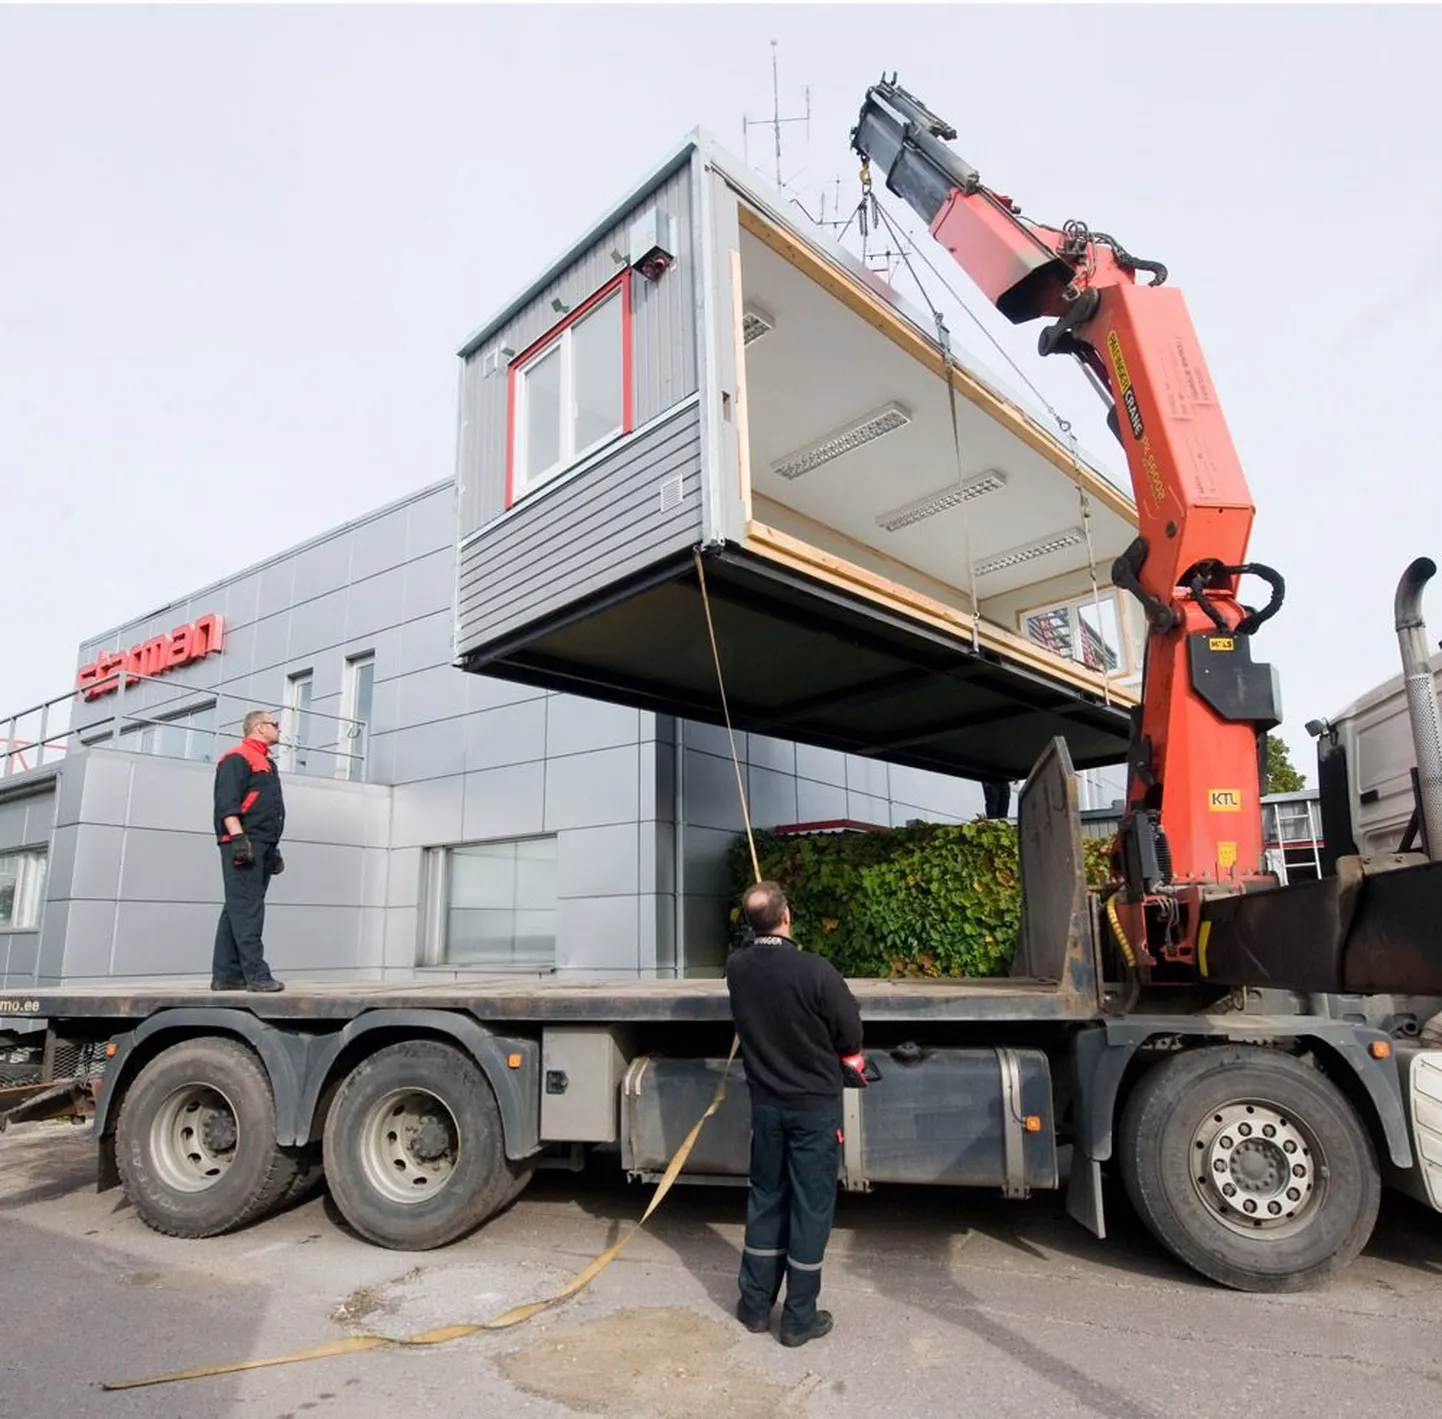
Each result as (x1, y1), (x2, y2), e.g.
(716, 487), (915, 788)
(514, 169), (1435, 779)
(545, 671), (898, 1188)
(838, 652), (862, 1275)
(726, 880), (863, 1347)
(211, 709), (286, 993)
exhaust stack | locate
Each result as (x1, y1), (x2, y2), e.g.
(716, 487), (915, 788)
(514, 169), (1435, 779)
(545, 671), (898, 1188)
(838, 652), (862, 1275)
(1394, 557), (1442, 859)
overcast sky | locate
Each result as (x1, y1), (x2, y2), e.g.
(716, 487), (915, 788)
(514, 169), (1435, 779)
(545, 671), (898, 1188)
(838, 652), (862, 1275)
(2, 5), (1437, 777)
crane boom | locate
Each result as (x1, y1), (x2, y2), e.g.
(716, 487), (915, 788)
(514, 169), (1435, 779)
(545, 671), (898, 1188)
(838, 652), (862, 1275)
(851, 77), (1286, 967)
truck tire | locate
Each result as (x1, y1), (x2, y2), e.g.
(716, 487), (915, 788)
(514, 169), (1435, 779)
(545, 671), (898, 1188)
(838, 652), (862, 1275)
(278, 1143), (326, 1208)
(1118, 1044), (1380, 1292)
(322, 1039), (526, 1250)
(115, 1037), (300, 1238)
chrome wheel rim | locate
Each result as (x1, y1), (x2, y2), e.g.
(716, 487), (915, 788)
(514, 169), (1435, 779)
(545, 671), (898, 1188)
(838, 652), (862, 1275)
(1190, 1100), (1319, 1238)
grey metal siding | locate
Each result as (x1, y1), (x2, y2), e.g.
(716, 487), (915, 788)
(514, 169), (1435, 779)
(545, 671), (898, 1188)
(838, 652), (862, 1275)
(37, 749), (393, 984)
(0, 776), (55, 988)
(456, 398), (704, 657)
(456, 163), (698, 536)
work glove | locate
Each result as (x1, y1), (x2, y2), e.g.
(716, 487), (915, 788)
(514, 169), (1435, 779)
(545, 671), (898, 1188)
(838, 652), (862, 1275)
(266, 846), (286, 876)
(840, 1051), (882, 1088)
(230, 834), (255, 869)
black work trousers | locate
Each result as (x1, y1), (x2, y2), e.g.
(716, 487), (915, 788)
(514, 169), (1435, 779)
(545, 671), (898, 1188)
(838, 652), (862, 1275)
(212, 841), (278, 985)
(738, 1102), (842, 1334)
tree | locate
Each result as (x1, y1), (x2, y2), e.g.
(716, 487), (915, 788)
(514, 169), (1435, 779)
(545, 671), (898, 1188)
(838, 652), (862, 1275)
(1265, 733), (1306, 794)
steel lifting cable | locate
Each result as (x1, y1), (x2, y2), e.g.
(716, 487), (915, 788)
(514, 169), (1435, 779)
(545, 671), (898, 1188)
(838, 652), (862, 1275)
(869, 194), (1117, 701)
(103, 560), (761, 1394)
(867, 198), (982, 650)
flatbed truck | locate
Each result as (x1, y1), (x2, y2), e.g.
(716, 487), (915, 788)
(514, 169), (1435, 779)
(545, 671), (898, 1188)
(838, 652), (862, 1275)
(4, 739), (1440, 1294)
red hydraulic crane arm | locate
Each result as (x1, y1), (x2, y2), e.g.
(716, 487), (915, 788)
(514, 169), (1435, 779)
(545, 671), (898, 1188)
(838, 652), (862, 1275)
(851, 78), (1285, 965)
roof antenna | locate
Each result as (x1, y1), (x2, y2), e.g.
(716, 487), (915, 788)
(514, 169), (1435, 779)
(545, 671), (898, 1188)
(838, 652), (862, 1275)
(741, 40), (811, 192)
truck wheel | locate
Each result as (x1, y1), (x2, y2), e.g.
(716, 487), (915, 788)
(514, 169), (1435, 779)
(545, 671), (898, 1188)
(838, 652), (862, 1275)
(115, 1038), (300, 1238)
(278, 1143), (326, 1207)
(1119, 1044), (1380, 1292)
(322, 1039), (524, 1250)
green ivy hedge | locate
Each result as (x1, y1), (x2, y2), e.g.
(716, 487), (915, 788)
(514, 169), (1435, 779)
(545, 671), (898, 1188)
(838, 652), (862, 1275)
(727, 819), (1113, 978)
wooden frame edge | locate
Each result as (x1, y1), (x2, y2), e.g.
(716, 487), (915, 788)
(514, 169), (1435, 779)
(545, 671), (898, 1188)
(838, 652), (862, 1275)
(744, 519), (1140, 708)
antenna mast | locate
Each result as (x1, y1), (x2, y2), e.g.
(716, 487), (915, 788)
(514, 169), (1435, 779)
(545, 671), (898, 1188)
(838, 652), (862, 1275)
(741, 40), (811, 192)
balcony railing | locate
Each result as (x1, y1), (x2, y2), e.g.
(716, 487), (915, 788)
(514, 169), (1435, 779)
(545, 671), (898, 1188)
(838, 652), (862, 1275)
(2, 672), (367, 782)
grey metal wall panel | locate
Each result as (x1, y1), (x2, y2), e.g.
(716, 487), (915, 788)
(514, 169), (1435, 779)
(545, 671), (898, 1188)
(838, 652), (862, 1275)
(292, 535), (353, 607)
(461, 761), (546, 840)
(557, 823), (641, 900)
(397, 664), (469, 730)
(117, 829), (216, 903)
(407, 492), (456, 559)
(403, 549), (454, 623)
(544, 746), (641, 832)
(3, 932), (39, 985)
(747, 765), (799, 828)
(679, 749), (747, 833)
(681, 825), (735, 897)
(457, 162), (699, 537)
(464, 700), (547, 772)
(350, 508), (411, 583)
(0, 785), (54, 851)
(345, 565), (408, 643)
(797, 778), (847, 822)
(58, 899), (118, 977)
(391, 776), (465, 850)
(126, 762), (212, 834)
(35, 899), (67, 981)
(457, 400), (703, 657)
(388, 719), (468, 786)
(398, 612), (454, 678)
(556, 894), (642, 974)
(264, 905), (367, 971)
(682, 893), (728, 976)
(112, 902), (224, 975)
(385, 848), (422, 908)
(545, 697), (641, 759)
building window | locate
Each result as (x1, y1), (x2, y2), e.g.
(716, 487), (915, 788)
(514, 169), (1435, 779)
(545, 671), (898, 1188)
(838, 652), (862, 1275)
(1021, 591), (1132, 677)
(508, 274), (631, 503)
(0, 849), (47, 931)
(433, 836), (557, 967)
(101, 700), (218, 761)
(340, 652), (376, 783)
(283, 670), (314, 774)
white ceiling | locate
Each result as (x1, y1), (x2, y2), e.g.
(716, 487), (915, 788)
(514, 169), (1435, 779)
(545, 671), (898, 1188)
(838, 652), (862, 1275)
(739, 228), (1136, 604)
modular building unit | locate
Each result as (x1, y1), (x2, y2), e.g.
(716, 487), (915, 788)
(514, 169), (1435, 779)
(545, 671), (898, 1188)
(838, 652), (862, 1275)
(454, 134), (1144, 781)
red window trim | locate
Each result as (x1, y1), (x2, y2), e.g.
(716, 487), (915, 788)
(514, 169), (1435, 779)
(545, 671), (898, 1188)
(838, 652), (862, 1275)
(504, 270), (634, 510)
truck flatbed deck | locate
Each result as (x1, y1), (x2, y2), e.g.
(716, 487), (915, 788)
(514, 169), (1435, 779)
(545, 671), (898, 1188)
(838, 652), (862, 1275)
(13, 974), (1095, 1025)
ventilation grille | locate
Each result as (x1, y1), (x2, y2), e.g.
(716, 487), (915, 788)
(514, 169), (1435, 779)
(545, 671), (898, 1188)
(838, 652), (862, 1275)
(659, 475), (685, 513)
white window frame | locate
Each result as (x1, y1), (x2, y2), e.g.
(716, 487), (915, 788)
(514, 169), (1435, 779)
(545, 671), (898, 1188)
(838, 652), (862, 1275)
(418, 835), (559, 969)
(283, 670), (314, 774)
(1018, 588), (1140, 683)
(0, 848), (47, 932)
(337, 652), (376, 783)
(511, 280), (627, 500)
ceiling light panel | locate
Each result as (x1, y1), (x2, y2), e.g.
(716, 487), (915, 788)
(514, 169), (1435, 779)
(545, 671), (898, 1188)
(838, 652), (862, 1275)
(974, 527), (1085, 578)
(875, 470), (1008, 533)
(772, 401), (912, 480)
(742, 302), (774, 346)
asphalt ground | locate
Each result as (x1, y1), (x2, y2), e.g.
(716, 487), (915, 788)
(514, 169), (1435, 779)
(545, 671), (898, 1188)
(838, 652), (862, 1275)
(3, 1121), (1441, 1419)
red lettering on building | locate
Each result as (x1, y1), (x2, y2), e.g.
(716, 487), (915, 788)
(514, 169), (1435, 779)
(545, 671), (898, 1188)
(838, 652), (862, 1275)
(76, 614), (225, 700)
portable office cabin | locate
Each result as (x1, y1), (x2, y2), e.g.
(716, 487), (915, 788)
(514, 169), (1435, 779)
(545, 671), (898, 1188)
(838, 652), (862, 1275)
(454, 133), (1143, 782)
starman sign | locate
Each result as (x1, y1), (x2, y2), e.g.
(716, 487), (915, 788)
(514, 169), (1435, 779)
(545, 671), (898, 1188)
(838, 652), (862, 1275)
(76, 614), (224, 700)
